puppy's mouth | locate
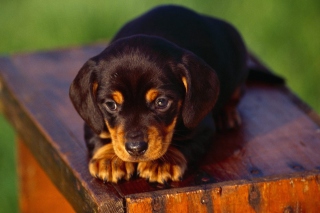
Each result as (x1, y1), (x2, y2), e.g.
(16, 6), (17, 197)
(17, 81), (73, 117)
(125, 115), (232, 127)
(113, 129), (173, 162)
(107, 120), (177, 162)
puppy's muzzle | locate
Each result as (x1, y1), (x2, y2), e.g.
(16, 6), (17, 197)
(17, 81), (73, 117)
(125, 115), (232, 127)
(125, 131), (148, 156)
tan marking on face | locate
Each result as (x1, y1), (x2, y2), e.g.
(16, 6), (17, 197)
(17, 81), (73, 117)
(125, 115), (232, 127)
(182, 77), (188, 92)
(145, 89), (159, 103)
(105, 122), (127, 159)
(112, 91), (124, 105)
(144, 117), (178, 161)
(106, 116), (178, 162)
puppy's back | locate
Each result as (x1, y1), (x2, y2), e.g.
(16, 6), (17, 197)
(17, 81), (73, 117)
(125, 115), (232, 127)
(112, 5), (248, 112)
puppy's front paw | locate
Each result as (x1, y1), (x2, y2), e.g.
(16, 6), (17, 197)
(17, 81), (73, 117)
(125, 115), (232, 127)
(89, 144), (135, 183)
(137, 147), (187, 184)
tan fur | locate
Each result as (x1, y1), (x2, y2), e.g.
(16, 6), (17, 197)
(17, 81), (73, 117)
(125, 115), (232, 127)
(112, 91), (124, 104)
(89, 143), (136, 183)
(145, 88), (159, 103)
(137, 146), (187, 183)
(106, 117), (178, 163)
(99, 131), (110, 139)
(105, 122), (128, 161)
(92, 81), (99, 98)
(182, 76), (188, 92)
(146, 117), (177, 160)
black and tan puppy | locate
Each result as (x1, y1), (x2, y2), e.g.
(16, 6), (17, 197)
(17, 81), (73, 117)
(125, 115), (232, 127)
(70, 5), (249, 184)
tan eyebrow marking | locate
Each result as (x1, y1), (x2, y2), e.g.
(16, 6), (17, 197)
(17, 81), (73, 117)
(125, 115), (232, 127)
(145, 89), (159, 103)
(112, 91), (124, 104)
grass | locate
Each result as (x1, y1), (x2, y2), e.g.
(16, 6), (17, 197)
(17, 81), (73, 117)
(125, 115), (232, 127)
(0, 115), (16, 213)
(0, 0), (319, 212)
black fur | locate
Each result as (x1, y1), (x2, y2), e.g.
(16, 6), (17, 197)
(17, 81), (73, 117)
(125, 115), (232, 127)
(69, 5), (266, 183)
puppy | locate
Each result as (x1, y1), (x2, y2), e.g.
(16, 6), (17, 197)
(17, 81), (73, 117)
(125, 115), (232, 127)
(70, 5), (249, 184)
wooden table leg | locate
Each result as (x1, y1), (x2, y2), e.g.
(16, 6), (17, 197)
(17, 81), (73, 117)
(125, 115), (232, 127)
(17, 139), (74, 213)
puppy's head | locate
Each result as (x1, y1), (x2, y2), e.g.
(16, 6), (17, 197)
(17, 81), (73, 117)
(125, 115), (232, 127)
(70, 35), (219, 162)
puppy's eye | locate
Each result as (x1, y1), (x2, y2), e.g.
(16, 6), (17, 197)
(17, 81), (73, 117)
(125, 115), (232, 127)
(155, 97), (170, 111)
(105, 101), (118, 112)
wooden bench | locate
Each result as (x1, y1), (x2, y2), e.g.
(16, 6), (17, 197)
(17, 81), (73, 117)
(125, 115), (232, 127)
(1, 43), (320, 213)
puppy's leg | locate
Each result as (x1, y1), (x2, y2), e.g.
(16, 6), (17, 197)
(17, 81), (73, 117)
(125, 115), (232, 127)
(137, 118), (214, 184)
(89, 144), (136, 183)
(137, 147), (187, 184)
(214, 86), (244, 131)
(84, 124), (136, 183)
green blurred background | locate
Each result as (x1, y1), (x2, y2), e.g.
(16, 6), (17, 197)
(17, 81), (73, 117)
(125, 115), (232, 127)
(0, 0), (319, 212)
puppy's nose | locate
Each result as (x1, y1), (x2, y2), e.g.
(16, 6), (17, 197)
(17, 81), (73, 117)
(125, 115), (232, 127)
(126, 131), (143, 140)
(125, 141), (148, 156)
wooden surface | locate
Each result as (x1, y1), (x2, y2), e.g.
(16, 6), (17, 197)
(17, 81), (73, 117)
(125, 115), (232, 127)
(17, 138), (74, 213)
(1, 43), (320, 212)
(125, 172), (320, 212)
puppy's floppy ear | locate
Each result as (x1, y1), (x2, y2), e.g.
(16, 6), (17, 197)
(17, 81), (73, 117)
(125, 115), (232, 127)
(69, 59), (105, 134)
(176, 52), (220, 129)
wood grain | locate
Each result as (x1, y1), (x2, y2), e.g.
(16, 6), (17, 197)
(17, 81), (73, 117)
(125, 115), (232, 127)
(1, 43), (320, 212)
(17, 138), (75, 213)
(126, 172), (320, 213)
